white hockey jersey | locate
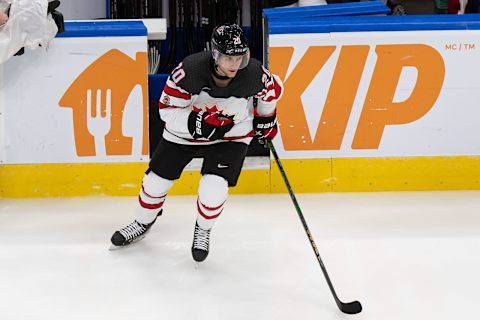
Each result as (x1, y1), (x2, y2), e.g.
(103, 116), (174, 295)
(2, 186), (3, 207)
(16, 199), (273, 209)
(158, 51), (283, 145)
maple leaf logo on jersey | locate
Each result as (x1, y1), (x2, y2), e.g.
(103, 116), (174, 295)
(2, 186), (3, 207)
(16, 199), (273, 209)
(192, 105), (221, 113)
(162, 95), (170, 105)
(206, 105), (220, 113)
(192, 105), (233, 122)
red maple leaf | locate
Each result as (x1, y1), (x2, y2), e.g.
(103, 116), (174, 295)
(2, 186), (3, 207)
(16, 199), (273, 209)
(192, 105), (221, 113)
(206, 105), (220, 113)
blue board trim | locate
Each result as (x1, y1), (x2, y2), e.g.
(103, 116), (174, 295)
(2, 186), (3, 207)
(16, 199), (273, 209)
(268, 14), (480, 34)
(263, 1), (389, 19)
(57, 21), (147, 38)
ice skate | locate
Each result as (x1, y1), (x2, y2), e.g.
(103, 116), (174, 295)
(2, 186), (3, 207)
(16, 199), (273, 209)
(191, 222), (211, 262)
(109, 210), (162, 250)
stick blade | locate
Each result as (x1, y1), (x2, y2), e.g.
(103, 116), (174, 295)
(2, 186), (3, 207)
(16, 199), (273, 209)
(340, 300), (362, 314)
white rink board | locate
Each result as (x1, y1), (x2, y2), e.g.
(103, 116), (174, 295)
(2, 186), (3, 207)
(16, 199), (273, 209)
(1, 36), (148, 164)
(269, 30), (480, 159)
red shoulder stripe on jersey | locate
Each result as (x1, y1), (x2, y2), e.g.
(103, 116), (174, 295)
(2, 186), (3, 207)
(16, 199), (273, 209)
(163, 85), (192, 100)
(159, 102), (185, 109)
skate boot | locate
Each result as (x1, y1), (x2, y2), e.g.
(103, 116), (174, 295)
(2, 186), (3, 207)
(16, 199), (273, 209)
(191, 222), (211, 262)
(110, 210), (162, 247)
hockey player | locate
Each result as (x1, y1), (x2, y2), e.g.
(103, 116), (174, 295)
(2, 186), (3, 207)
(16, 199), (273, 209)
(110, 23), (283, 262)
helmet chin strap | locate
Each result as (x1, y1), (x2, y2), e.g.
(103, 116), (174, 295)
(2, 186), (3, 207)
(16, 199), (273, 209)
(213, 63), (233, 80)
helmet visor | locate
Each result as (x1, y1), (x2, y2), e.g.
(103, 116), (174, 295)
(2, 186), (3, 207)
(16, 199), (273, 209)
(213, 49), (250, 70)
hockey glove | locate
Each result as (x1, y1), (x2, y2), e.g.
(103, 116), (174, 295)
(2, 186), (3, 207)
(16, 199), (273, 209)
(253, 111), (278, 144)
(188, 108), (234, 141)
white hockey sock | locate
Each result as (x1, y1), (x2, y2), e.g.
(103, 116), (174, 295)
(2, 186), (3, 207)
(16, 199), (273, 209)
(135, 171), (174, 225)
(196, 174), (228, 230)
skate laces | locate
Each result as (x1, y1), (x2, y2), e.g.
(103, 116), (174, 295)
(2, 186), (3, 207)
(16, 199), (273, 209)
(193, 224), (210, 251)
(119, 221), (147, 240)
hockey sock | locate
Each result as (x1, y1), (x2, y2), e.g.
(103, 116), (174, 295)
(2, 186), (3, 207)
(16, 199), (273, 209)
(196, 174), (228, 230)
(136, 171), (173, 225)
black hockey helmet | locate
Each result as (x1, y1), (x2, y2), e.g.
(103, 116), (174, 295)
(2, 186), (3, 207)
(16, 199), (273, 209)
(211, 23), (250, 69)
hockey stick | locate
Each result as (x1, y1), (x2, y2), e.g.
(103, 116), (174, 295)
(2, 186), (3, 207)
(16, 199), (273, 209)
(267, 139), (362, 315)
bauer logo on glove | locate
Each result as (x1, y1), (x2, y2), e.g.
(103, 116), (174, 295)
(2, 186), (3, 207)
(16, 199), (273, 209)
(188, 106), (234, 141)
(253, 111), (278, 143)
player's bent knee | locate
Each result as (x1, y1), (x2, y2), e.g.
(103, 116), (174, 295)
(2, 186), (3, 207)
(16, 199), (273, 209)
(142, 171), (174, 197)
(198, 174), (228, 205)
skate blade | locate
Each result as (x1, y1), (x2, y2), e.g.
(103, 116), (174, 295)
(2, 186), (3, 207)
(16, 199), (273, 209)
(108, 244), (123, 251)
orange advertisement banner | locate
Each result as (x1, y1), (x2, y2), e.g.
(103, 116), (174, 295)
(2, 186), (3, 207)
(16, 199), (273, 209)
(267, 31), (480, 159)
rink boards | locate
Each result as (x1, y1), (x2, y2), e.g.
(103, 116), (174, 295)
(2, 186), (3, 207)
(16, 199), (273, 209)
(2, 16), (480, 197)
